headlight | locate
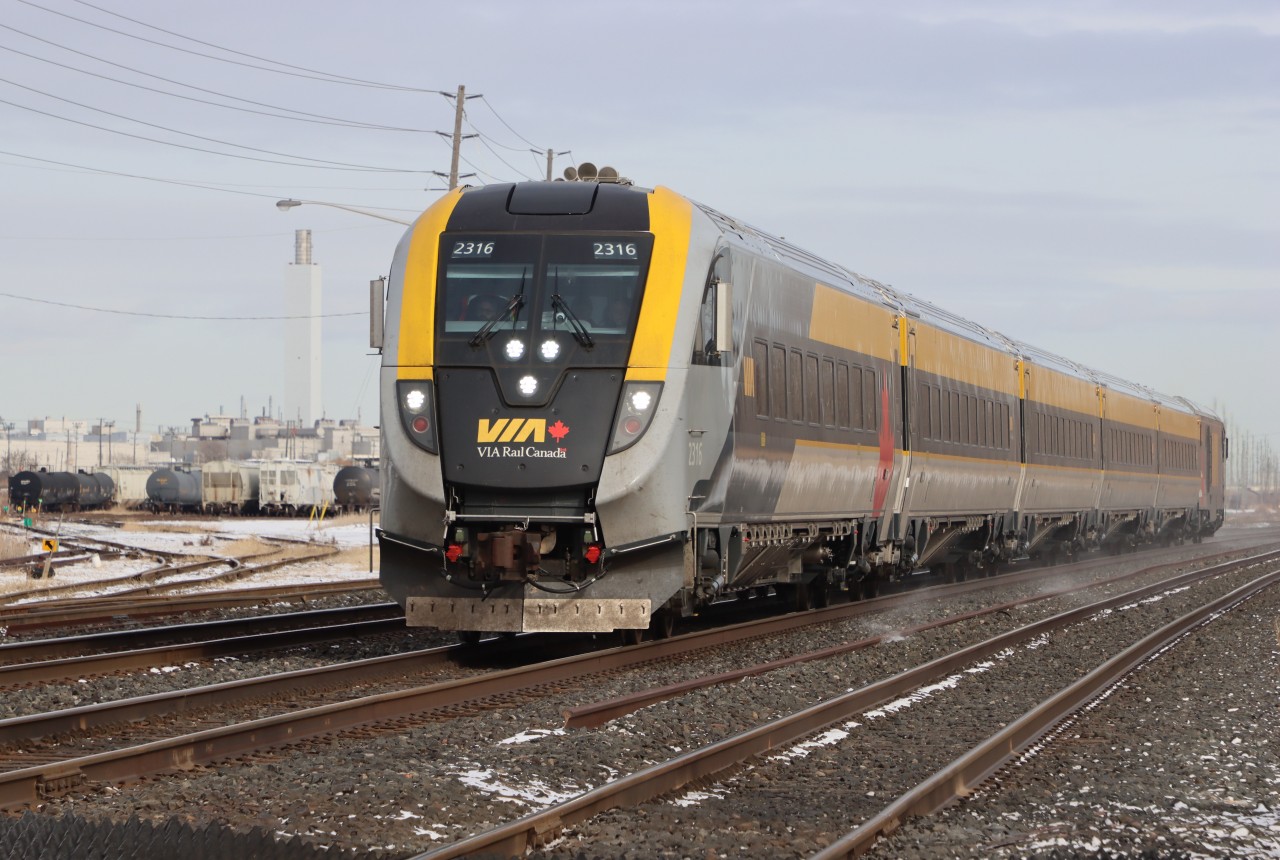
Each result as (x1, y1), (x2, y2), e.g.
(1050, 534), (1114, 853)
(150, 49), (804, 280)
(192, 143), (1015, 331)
(608, 381), (662, 453)
(396, 380), (438, 454)
(504, 338), (525, 360)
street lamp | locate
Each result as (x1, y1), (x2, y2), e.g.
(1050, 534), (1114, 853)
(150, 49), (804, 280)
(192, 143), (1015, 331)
(275, 199), (412, 225)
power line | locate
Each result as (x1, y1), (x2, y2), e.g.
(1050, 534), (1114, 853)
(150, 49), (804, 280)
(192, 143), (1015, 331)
(1, 76), (434, 171)
(0, 39), (439, 132)
(19, 0), (439, 92)
(0, 94), (431, 172)
(0, 291), (364, 320)
(0, 147), (424, 211)
(476, 95), (546, 150)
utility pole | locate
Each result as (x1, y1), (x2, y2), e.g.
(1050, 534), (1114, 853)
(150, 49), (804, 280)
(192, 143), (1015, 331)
(1, 420), (12, 477)
(97, 418), (104, 468)
(539, 148), (571, 181)
(442, 85), (481, 189)
(449, 85), (466, 189)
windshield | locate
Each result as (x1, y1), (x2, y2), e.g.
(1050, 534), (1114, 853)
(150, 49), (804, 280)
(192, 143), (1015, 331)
(438, 233), (653, 364)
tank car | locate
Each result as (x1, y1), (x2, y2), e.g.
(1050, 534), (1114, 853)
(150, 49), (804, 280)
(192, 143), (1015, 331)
(8, 469), (115, 512)
(333, 464), (380, 513)
(259, 461), (338, 516)
(375, 179), (1227, 639)
(8, 470), (77, 510)
(199, 461), (260, 515)
(145, 467), (203, 513)
(75, 471), (114, 509)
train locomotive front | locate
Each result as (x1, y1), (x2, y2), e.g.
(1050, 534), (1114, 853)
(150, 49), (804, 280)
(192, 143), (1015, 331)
(379, 181), (714, 635)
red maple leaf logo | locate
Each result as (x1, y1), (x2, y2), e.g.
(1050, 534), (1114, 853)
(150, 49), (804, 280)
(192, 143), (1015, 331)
(547, 420), (570, 443)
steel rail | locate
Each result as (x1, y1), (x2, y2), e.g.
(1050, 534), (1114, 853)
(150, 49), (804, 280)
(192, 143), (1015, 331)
(0, 548), (132, 570)
(0, 544), (287, 608)
(564, 545), (1280, 727)
(2, 558), (231, 605)
(409, 550), (1280, 859)
(0, 579), (382, 632)
(0, 637), (464, 750)
(0, 602), (401, 664)
(812, 565), (1280, 859)
(0, 547), (1269, 815)
(0, 616), (413, 687)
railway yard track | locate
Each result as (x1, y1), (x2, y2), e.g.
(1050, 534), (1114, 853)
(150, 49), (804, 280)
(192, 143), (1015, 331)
(0, 521), (1277, 857)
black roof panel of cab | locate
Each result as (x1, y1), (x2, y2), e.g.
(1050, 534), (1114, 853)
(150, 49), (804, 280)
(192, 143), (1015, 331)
(508, 181), (597, 214)
(446, 182), (650, 232)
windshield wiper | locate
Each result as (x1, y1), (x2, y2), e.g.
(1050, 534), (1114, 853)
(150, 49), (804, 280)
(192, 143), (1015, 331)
(468, 269), (527, 347)
(551, 293), (594, 349)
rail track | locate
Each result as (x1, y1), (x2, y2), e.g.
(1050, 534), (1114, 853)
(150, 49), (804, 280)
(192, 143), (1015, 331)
(0, 540), (1272, 835)
(404, 547), (1280, 858)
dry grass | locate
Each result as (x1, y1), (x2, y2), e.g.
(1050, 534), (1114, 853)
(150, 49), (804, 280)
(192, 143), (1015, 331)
(220, 536), (282, 559)
(1, 531), (35, 561)
(315, 511), (378, 528)
(329, 544), (379, 572)
(120, 521), (204, 534)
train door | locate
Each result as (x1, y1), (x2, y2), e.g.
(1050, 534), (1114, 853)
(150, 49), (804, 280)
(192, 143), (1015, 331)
(880, 314), (915, 542)
(1203, 421), (1225, 516)
(686, 250), (737, 508)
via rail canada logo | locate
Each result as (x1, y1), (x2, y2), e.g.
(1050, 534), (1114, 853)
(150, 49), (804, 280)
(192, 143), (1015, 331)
(476, 417), (570, 459)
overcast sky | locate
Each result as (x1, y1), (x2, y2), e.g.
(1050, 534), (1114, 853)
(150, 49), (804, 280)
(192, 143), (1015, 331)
(2, 0), (1277, 443)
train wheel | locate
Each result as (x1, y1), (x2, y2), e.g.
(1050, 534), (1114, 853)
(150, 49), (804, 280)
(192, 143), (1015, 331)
(793, 581), (814, 612)
(619, 628), (644, 646)
(457, 630), (481, 646)
(650, 608), (677, 640)
(860, 576), (880, 600)
(812, 574), (831, 608)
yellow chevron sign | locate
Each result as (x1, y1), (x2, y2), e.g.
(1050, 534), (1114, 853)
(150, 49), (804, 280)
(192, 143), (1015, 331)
(42, 538), (58, 552)
(477, 418), (546, 444)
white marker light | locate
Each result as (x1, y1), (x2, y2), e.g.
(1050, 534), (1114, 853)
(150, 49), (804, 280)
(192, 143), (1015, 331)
(518, 376), (538, 397)
(405, 389), (426, 411)
(629, 390), (653, 411)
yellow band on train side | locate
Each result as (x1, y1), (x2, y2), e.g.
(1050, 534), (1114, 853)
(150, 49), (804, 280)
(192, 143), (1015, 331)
(626, 186), (693, 382)
(396, 188), (464, 377)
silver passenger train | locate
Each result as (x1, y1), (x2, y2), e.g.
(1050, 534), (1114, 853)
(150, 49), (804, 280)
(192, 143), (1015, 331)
(375, 176), (1227, 639)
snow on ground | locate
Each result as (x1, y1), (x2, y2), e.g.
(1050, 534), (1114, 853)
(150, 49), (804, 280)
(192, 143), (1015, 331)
(2, 515), (380, 600)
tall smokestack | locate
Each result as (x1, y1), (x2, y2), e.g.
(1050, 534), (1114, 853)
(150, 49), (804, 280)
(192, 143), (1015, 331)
(295, 229), (312, 265)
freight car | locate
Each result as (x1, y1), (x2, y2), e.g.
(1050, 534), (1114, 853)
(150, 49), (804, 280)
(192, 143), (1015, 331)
(374, 177), (1227, 640)
(145, 467), (203, 513)
(259, 461), (338, 516)
(333, 464), (380, 514)
(100, 465), (153, 509)
(8, 469), (116, 512)
(199, 461), (259, 515)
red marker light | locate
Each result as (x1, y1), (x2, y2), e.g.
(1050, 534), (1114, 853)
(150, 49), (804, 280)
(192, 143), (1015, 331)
(445, 543), (463, 562)
(622, 416), (642, 435)
(412, 416), (429, 433)
(584, 544), (602, 564)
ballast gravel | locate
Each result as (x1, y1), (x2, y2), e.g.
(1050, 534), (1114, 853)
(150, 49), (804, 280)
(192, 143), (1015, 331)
(5, 526), (1279, 859)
